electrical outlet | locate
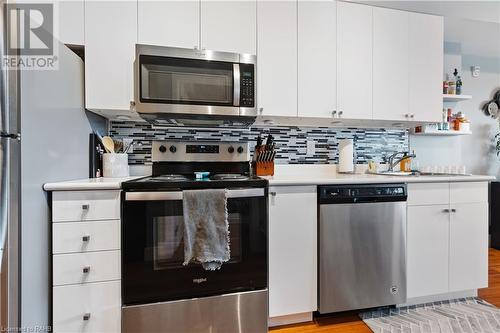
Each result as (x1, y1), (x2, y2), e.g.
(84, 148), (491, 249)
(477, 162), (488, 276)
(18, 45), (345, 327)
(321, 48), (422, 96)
(472, 65), (480, 78)
(306, 140), (316, 155)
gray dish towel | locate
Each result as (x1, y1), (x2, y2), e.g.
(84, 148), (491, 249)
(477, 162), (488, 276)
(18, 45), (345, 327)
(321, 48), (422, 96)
(182, 189), (230, 270)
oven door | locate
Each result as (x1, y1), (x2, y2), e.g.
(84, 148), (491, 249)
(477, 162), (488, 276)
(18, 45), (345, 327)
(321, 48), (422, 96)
(122, 188), (267, 306)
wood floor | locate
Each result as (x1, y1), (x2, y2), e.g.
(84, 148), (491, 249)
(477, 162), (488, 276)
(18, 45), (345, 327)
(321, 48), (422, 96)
(269, 248), (500, 333)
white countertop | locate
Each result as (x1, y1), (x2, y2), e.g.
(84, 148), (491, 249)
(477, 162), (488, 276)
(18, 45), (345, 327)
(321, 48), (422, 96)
(43, 176), (142, 191)
(42, 165), (496, 190)
(263, 165), (495, 186)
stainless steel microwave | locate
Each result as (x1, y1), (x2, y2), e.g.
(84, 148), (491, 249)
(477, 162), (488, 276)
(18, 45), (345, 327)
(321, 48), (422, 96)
(134, 45), (257, 127)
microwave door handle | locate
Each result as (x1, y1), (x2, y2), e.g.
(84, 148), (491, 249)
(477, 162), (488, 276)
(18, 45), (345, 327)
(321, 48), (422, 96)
(125, 188), (265, 201)
(233, 64), (240, 107)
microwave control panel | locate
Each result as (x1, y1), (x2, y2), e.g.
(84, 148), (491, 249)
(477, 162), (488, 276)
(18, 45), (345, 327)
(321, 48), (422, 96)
(239, 64), (255, 108)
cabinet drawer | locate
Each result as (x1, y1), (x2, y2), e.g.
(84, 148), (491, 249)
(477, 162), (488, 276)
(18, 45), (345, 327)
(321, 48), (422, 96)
(407, 183), (449, 206)
(53, 220), (120, 254)
(52, 190), (121, 222)
(53, 251), (120, 286)
(450, 182), (488, 204)
(53, 281), (121, 333)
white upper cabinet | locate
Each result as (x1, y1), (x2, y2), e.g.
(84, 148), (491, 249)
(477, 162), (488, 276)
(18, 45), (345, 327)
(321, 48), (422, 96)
(138, 1), (200, 49)
(409, 12), (443, 122)
(201, 1), (256, 54)
(298, 0), (336, 119)
(57, 0), (84, 45)
(373, 7), (409, 121)
(336, 2), (372, 120)
(85, 1), (137, 111)
(257, 1), (297, 117)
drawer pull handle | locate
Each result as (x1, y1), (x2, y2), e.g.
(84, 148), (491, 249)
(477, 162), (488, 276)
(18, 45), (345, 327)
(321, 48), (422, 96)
(83, 313), (91, 321)
(443, 209), (450, 213)
(82, 235), (90, 242)
(82, 204), (89, 210)
(82, 266), (91, 274)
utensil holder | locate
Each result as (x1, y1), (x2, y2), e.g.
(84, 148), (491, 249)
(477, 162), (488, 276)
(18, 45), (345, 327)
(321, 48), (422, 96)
(103, 153), (129, 178)
(254, 161), (275, 176)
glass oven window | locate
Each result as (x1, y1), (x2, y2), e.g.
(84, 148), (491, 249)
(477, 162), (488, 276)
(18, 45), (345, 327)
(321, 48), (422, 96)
(122, 194), (267, 305)
(140, 55), (234, 106)
(153, 213), (243, 270)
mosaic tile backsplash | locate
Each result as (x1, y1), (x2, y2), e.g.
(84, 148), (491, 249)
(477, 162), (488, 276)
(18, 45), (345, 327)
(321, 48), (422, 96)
(109, 121), (409, 165)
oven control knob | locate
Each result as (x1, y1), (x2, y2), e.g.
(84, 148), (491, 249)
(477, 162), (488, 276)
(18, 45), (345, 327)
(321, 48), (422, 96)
(228, 146), (235, 153)
(237, 146), (244, 154)
(159, 145), (167, 153)
(169, 145), (177, 153)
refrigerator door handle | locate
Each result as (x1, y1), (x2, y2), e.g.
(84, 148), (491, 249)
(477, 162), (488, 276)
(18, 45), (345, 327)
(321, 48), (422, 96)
(0, 137), (8, 272)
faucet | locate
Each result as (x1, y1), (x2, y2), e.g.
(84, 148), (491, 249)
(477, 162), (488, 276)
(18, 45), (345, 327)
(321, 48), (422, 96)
(386, 151), (416, 172)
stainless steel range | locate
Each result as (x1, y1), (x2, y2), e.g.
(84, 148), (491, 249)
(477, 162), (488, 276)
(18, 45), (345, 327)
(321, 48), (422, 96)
(121, 141), (268, 333)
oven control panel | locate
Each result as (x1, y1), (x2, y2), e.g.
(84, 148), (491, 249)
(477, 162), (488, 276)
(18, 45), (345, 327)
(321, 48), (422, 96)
(153, 141), (250, 162)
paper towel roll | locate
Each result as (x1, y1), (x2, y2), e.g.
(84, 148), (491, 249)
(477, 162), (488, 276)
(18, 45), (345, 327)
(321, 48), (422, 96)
(338, 139), (354, 173)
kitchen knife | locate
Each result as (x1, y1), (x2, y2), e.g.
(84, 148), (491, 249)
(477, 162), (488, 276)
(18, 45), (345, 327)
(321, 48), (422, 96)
(257, 135), (263, 148)
(265, 134), (273, 148)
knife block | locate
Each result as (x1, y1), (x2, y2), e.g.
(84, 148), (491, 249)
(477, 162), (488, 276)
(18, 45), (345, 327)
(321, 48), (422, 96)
(254, 161), (274, 176)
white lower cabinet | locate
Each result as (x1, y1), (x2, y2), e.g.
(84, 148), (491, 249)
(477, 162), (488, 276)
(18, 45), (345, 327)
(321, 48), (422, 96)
(53, 281), (121, 333)
(268, 186), (317, 318)
(407, 205), (449, 298)
(407, 182), (489, 300)
(53, 251), (121, 286)
(51, 190), (122, 333)
(449, 202), (488, 292)
(52, 220), (120, 254)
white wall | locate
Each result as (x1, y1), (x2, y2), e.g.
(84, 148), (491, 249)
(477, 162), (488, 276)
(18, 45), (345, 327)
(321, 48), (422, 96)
(409, 16), (500, 177)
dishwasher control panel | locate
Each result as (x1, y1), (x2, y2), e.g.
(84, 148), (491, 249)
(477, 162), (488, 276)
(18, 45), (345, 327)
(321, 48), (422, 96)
(319, 184), (407, 204)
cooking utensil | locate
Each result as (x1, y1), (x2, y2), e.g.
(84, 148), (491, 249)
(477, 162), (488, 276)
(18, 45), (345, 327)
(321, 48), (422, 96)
(102, 136), (115, 153)
(124, 140), (134, 154)
(113, 139), (123, 153)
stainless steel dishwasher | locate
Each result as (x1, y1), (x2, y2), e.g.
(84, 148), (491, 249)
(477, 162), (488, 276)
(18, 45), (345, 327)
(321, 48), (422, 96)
(318, 184), (407, 313)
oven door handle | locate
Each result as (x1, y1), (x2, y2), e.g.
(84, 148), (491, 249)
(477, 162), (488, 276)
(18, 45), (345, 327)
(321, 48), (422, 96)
(233, 64), (240, 107)
(125, 188), (265, 201)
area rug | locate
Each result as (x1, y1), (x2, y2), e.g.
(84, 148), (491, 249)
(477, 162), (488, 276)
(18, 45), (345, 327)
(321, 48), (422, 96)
(360, 297), (500, 333)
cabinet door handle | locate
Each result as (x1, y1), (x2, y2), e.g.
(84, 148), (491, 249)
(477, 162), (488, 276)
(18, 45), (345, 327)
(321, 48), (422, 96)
(338, 111), (343, 117)
(443, 209), (450, 213)
(270, 192), (276, 197)
(82, 266), (91, 274)
(259, 107), (264, 115)
(83, 313), (91, 321)
(331, 110), (337, 117)
(82, 204), (89, 210)
(82, 235), (90, 242)
(451, 208), (457, 213)
(405, 114), (410, 118)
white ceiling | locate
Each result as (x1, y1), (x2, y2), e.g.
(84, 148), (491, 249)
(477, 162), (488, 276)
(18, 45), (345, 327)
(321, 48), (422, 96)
(356, 1), (500, 24)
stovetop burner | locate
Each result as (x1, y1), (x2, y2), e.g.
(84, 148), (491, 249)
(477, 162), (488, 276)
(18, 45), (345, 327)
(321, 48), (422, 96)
(211, 173), (250, 181)
(149, 174), (189, 182)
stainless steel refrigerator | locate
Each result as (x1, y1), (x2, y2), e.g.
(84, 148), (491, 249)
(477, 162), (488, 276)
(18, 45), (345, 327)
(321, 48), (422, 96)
(1, 2), (95, 330)
(0, 1), (20, 328)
